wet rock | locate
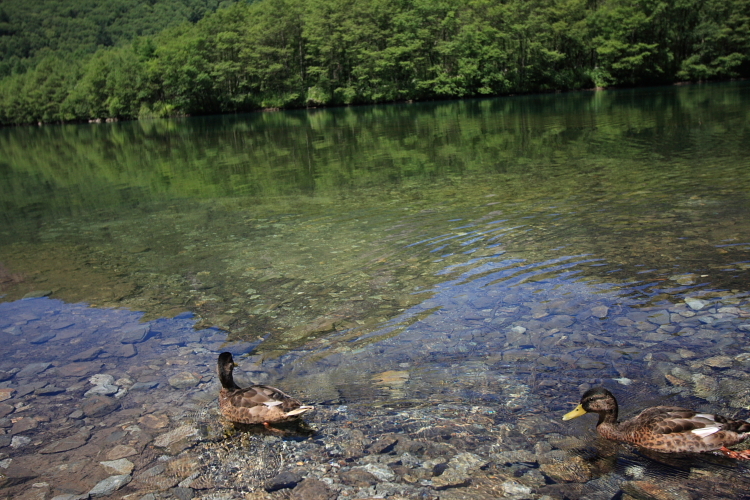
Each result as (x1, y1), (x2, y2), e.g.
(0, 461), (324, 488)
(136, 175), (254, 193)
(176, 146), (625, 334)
(70, 346), (103, 362)
(168, 372), (201, 389)
(130, 381), (159, 391)
(139, 413), (170, 429)
(503, 481), (532, 496)
(685, 298), (709, 311)
(692, 374), (719, 401)
(171, 487), (195, 500)
(30, 332), (56, 344)
(16, 362), (51, 378)
(69, 409), (84, 419)
(10, 417), (38, 434)
(647, 310), (671, 325)
(10, 435), (31, 448)
(576, 357), (607, 370)
(432, 452), (487, 490)
(35, 385), (65, 396)
(545, 315), (575, 329)
(39, 427), (91, 454)
(111, 343), (137, 358)
(0, 370), (12, 382)
(339, 468), (378, 487)
(106, 444), (137, 460)
(266, 471), (303, 491)
(0, 403), (13, 418)
(23, 290), (52, 299)
(703, 356), (732, 368)
(0, 388), (14, 401)
(358, 463), (395, 482)
(290, 478), (335, 500)
(591, 306), (609, 318)
(89, 474), (132, 497)
(120, 325), (151, 344)
(367, 434), (399, 454)
(540, 455), (591, 483)
(57, 361), (104, 377)
(154, 424), (199, 448)
(100, 458), (134, 475)
(84, 384), (119, 397)
(621, 479), (692, 500)
(81, 396), (121, 417)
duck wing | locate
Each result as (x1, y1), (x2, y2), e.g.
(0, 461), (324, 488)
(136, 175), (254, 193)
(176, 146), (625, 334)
(224, 384), (303, 411)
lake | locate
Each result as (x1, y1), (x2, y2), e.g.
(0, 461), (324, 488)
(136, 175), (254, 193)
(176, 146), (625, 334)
(1, 82), (750, 499)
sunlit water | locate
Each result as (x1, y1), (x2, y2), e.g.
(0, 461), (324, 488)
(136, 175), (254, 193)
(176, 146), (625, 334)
(2, 82), (750, 498)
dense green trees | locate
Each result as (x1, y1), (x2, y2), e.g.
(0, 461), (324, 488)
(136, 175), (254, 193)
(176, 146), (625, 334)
(1, 0), (749, 125)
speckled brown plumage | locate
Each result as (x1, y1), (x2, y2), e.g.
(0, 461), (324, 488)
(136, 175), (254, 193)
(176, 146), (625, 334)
(563, 387), (750, 457)
(217, 352), (313, 425)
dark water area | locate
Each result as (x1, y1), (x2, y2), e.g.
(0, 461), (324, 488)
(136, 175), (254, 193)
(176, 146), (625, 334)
(1, 82), (750, 499)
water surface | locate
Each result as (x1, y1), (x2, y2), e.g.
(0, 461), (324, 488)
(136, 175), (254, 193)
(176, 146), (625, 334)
(1, 82), (750, 498)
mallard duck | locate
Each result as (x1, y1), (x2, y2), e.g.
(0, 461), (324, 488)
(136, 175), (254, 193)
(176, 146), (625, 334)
(217, 352), (314, 425)
(563, 387), (750, 459)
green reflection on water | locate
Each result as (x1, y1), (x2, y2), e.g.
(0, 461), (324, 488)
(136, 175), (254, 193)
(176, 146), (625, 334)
(1, 82), (750, 351)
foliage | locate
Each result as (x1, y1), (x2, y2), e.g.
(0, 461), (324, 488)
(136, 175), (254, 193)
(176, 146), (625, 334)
(1, 0), (749, 125)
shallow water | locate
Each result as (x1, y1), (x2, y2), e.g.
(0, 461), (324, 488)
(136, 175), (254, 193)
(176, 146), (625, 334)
(2, 82), (750, 499)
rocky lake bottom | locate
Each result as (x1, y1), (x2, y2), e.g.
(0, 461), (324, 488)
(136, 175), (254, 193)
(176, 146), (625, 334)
(2, 288), (750, 500)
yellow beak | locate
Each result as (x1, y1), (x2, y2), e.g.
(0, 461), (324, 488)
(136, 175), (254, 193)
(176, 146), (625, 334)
(562, 403), (587, 421)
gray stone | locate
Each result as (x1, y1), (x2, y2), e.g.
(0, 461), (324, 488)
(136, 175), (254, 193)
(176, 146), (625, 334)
(291, 478), (335, 500)
(39, 428), (91, 454)
(154, 425), (199, 448)
(168, 372), (200, 389)
(23, 290), (52, 299)
(171, 487), (195, 500)
(70, 346), (103, 362)
(100, 458), (134, 475)
(84, 384), (119, 397)
(16, 362), (51, 378)
(30, 332), (56, 344)
(89, 474), (132, 497)
(35, 385), (65, 396)
(10, 435), (31, 448)
(81, 396), (121, 417)
(120, 325), (151, 344)
(647, 310), (671, 325)
(685, 298), (709, 310)
(339, 469), (378, 487)
(267, 471), (303, 491)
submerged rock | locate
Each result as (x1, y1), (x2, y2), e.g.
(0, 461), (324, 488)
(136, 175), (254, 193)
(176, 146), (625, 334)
(89, 474), (132, 497)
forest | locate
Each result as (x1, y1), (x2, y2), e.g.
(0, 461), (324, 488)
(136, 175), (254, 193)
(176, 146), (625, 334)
(0, 0), (748, 125)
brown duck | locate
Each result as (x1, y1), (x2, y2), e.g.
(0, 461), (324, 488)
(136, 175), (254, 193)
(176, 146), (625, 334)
(563, 387), (750, 459)
(218, 352), (314, 425)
